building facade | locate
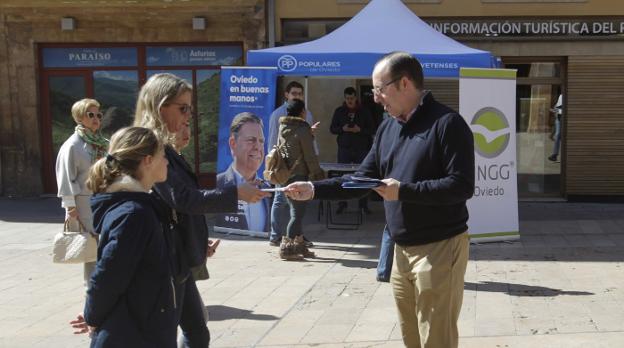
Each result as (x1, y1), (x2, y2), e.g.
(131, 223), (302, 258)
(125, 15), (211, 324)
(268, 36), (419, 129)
(1, 0), (623, 199)
(273, 0), (624, 199)
(0, 0), (265, 195)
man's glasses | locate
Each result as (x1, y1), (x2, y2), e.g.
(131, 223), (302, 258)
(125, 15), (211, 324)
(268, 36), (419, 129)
(372, 77), (401, 96)
(86, 111), (103, 120)
(169, 102), (194, 115)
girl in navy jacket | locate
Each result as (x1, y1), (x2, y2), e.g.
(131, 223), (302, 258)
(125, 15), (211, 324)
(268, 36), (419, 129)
(72, 127), (175, 347)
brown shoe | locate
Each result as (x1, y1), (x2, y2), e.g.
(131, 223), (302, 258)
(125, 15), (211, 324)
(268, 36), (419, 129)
(279, 237), (302, 260)
(293, 235), (315, 258)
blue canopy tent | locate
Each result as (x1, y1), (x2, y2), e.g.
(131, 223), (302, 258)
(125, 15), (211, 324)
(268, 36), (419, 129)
(247, 0), (496, 78)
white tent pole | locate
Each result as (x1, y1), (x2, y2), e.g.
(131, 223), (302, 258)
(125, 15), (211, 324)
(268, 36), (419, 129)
(304, 76), (309, 104)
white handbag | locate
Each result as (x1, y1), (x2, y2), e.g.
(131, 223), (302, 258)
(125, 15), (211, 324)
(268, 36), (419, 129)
(52, 218), (98, 264)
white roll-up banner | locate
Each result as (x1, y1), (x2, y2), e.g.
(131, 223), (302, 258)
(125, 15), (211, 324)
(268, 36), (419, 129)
(459, 68), (519, 242)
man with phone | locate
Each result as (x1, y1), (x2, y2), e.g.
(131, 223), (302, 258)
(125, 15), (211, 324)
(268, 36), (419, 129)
(329, 87), (375, 215)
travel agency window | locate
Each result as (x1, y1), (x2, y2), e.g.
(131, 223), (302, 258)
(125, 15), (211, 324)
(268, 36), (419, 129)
(504, 57), (565, 199)
(39, 43), (243, 192)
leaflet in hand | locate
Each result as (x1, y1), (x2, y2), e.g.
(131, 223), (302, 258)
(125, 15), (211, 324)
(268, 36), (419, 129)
(260, 187), (287, 192)
(349, 176), (384, 184)
(341, 176), (385, 189)
(342, 182), (382, 189)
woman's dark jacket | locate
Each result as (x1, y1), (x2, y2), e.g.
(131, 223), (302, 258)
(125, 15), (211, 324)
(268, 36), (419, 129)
(152, 146), (238, 270)
(85, 190), (177, 348)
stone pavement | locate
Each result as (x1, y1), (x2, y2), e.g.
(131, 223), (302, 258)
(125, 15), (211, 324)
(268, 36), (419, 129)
(0, 197), (623, 347)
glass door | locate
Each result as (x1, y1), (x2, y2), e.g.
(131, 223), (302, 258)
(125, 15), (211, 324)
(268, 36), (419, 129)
(504, 59), (564, 198)
(41, 71), (89, 192)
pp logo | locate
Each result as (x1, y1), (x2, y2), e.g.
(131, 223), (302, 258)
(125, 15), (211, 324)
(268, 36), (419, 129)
(277, 55), (297, 72)
(470, 107), (510, 158)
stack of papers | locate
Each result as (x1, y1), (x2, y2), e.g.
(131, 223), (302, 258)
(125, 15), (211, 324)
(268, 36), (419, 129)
(341, 176), (384, 189)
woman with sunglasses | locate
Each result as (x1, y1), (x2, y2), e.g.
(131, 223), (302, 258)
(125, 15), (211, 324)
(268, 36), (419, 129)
(55, 98), (108, 290)
(134, 73), (269, 347)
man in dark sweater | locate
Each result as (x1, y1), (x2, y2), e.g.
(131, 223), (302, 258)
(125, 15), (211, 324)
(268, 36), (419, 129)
(285, 51), (474, 348)
(329, 87), (374, 214)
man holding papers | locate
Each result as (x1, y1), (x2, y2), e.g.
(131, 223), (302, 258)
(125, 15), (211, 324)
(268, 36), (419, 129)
(285, 52), (475, 348)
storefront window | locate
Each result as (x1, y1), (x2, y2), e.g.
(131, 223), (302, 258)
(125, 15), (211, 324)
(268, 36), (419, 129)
(94, 70), (138, 137)
(49, 75), (86, 156)
(504, 60), (563, 198)
(196, 70), (221, 173)
(41, 43), (242, 192)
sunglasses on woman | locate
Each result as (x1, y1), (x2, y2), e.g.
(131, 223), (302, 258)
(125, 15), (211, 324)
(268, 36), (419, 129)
(87, 111), (103, 120)
(168, 102), (194, 115)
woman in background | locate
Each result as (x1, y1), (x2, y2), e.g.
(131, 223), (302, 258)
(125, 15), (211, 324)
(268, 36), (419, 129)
(55, 98), (107, 288)
(277, 99), (325, 260)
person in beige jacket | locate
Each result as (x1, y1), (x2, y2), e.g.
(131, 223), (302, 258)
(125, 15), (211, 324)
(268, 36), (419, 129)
(277, 99), (325, 260)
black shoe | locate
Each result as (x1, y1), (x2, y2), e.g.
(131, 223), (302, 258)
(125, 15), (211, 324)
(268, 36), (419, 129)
(376, 276), (390, 283)
(335, 204), (346, 215)
(548, 154), (558, 162)
(269, 236), (282, 247)
(303, 236), (314, 248)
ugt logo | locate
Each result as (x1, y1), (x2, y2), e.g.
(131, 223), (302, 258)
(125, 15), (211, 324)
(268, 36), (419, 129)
(470, 107), (510, 158)
(277, 55), (297, 72)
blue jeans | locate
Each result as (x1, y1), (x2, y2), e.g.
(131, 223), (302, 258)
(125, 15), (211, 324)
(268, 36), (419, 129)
(552, 116), (561, 156)
(285, 175), (308, 239)
(269, 187), (289, 242)
(377, 225), (395, 281)
(286, 198), (308, 238)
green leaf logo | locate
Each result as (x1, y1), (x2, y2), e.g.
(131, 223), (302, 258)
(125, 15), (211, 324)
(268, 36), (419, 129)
(471, 107), (510, 159)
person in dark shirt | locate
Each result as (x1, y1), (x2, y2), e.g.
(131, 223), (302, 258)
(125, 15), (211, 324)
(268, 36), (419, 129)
(329, 87), (374, 215)
(134, 73), (269, 348)
(285, 51), (475, 348)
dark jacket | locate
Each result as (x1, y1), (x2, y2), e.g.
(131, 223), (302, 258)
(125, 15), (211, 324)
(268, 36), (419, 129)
(330, 104), (374, 153)
(314, 93), (475, 246)
(86, 190), (177, 348)
(153, 146), (238, 268)
(216, 165), (271, 232)
(279, 116), (325, 181)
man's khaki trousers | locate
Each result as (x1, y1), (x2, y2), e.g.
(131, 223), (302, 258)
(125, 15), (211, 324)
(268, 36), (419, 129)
(391, 232), (470, 348)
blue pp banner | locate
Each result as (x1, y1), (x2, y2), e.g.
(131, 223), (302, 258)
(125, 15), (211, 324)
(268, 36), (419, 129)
(247, 52), (495, 78)
(216, 66), (277, 175)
